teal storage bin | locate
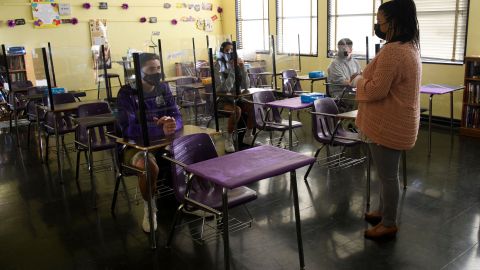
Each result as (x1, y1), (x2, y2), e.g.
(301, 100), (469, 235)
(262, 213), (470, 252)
(308, 71), (325, 78)
(300, 93), (325, 103)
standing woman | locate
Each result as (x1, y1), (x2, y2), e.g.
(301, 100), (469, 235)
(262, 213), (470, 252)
(351, 0), (421, 239)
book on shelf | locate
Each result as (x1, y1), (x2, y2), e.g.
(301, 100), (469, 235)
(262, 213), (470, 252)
(467, 61), (480, 79)
(7, 56), (25, 71)
(466, 82), (480, 104)
(465, 106), (480, 128)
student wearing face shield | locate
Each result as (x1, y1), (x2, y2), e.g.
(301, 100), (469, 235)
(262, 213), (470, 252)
(116, 53), (183, 233)
(215, 41), (255, 153)
(327, 38), (362, 112)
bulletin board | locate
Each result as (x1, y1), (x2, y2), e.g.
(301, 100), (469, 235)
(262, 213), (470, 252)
(31, 0), (61, 29)
(89, 19), (111, 70)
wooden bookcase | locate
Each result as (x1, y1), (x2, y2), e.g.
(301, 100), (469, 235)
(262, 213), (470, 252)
(460, 56), (480, 138)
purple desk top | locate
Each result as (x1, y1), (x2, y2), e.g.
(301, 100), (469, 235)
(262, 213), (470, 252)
(420, 84), (464, 95)
(185, 145), (315, 189)
(266, 97), (313, 110)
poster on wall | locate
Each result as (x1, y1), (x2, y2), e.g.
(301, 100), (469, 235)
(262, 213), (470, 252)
(31, 0), (61, 29)
(89, 19), (111, 70)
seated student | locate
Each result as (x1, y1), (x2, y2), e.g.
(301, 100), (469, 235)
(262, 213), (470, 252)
(327, 38), (362, 112)
(215, 41), (255, 153)
(117, 53), (183, 233)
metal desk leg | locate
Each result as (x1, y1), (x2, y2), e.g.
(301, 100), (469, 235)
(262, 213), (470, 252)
(450, 92), (454, 135)
(54, 113), (63, 181)
(194, 90), (198, 125)
(14, 101), (19, 147)
(288, 109), (293, 150)
(428, 94), (433, 156)
(402, 150), (407, 190)
(233, 98), (238, 151)
(310, 81), (314, 93)
(35, 105), (44, 163)
(291, 170), (305, 270)
(222, 187), (230, 270)
(144, 150), (157, 249)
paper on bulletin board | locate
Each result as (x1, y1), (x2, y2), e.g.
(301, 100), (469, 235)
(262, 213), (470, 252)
(31, 0), (61, 29)
(89, 19), (111, 71)
(58, 3), (71, 16)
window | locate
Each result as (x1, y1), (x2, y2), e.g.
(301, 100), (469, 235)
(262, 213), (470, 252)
(277, 0), (318, 56)
(327, 0), (382, 58)
(416, 0), (469, 63)
(236, 0), (269, 52)
(327, 0), (470, 64)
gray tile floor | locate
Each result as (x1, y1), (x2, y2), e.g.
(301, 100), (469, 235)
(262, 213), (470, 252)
(0, 112), (479, 270)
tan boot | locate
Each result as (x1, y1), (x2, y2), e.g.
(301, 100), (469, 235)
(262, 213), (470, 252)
(364, 223), (398, 240)
(364, 211), (382, 226)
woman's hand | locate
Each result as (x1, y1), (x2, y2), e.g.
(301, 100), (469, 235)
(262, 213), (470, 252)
(153, 116), (176, 135)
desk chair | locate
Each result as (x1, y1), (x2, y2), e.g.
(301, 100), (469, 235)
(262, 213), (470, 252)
(97, 73), (122, 101)
(281, 69), (308, 98)
(304, 98), (364, 182)
(165, 133), (257, 246)
(176, 78), (207, 124)
(74, 102), (117, 207)
(247, 67), (270, 88)
(26, 87), (46, 148)
(43, 93), (77, 161)
(251, 91), (303, 147)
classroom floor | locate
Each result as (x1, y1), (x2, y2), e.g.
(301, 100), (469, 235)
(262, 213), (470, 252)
(1, 113), (480, 270)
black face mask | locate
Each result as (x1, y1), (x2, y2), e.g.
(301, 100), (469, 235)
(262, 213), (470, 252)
(143, 73), (162, 87)
(374, 24), (387, 40)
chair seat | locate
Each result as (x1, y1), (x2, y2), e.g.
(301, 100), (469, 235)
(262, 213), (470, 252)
(99, 73), (120, 79)
(190, 186), (258, 210)
(76, 140), (116, 151)
(45, 125), (76, 135)
(180, 100), (207, 108)
(315, 129), (360, 146)
(264, 119), (303, 131)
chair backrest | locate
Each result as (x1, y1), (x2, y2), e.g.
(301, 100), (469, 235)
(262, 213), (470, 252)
(282, 69), (301, 97)
(75, 102), (114, 146)
(247, 67), (267, 88)
(252, 91), (282, 129)
(11, 80), (33, 90)
(26, 87), (46, 119)
(53, 92), (76, 105)
(45, 93), (77, 132)
(170, 133), (218, 203)
(312, 98), (339, 143)
(77, 102), (111, 117)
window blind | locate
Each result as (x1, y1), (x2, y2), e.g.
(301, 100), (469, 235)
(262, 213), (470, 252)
(236, 0), (269, 52)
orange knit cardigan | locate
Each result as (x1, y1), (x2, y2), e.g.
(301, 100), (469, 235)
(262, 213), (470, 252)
(355, 41), (422, 150)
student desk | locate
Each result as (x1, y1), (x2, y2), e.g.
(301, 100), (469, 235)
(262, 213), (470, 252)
(178, 82), (206, 125)
(205, 87), (273, 151)
(11, 89), (85, 147)
(107, 125), (220, 249)
(37, 100), (103, 180)
(266, 97), (312, 150)
(185, 145), (315, 270)
(420, 84), (464, 155)
(292, 75), (327, 93)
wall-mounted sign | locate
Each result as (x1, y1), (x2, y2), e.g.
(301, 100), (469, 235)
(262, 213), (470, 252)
(14, 19), (26, 25)
(31, 1), (61, 29)
(99, 2), (108, 9)
(149, 17), (157, 23)
(58, 3), (71, 15)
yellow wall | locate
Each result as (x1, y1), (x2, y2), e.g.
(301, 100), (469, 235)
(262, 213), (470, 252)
(222, 0), (480, 119)
(1, 0), (223, 100)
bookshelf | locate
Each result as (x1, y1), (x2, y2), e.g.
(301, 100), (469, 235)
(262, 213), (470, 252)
(460, 57), (480, 138)
(0, 52), (35, 86)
